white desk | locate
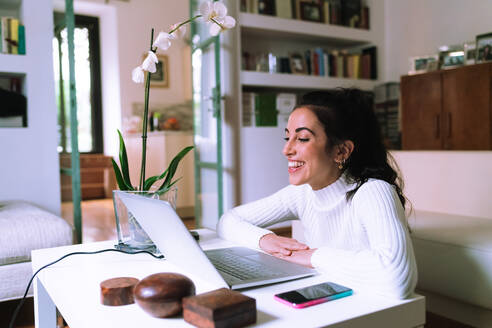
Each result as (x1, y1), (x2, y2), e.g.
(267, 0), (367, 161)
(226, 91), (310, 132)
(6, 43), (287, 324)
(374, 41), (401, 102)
(32, 230), (425, 328)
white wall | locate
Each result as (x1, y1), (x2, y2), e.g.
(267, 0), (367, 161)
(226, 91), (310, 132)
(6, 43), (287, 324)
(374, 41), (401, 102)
(65, 0), (192, 157)
(0, 0), (60, 214)
(385, 0), (492, 219)
(385, 0), (492, 82)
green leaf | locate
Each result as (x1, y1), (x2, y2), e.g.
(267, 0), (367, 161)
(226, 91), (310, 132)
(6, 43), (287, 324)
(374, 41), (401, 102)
(156, 177), (182, 195)
(117, 130), (132, 188)
(111, 158), (134, 191)
(157, 146), (194, 191)
(143, 168), (169, 191)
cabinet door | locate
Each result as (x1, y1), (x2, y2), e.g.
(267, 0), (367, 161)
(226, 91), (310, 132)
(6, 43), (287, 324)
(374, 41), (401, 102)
(442, 64), (491, 150)
(401, 73), (443, 150)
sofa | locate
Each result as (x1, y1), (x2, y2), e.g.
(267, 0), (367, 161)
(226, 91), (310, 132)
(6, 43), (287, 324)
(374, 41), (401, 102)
(0, 201), (73, 302)
(291, 152), (492, 327)
(393, 151), (492, 328)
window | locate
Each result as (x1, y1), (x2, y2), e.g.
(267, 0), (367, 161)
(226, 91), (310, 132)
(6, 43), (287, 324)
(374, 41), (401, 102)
(53, 13), (103, 153)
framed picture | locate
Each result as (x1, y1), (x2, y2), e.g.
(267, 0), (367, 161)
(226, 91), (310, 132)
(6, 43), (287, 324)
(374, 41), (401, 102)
(437, 45), (464, 70)
(143, 54), (169, 88)
(289, 52), (307, 74)
(300, 1), (322, 22)
(475, 32), (492, 63)
(464, 41), (476, 65)
(408, 55), (438, 75)
(295, 0), (321, 20)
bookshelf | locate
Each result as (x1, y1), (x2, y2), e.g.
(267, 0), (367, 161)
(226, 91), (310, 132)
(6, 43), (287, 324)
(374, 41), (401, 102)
(0, 0), (61, 214)
(218, 0), (384, 210)
(239, 12), (375, 45)
(241, 71), (379, 90)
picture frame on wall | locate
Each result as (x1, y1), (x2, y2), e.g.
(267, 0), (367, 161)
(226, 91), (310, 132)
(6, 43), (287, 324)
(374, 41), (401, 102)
(299, 1), (322, 22)
(475, 32), (492, 63)
(463, 41), (476, 65)
(289, 52), (308, 74)
(143, 54), (169, 88)
(408, 55), (438, 75)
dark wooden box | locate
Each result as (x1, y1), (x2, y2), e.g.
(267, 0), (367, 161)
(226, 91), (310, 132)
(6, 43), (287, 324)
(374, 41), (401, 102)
(182, 288), (256, 328)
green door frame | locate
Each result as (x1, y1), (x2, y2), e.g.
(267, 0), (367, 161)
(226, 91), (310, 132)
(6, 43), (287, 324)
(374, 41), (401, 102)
(62, 0), (82, 243)
(190, 0), (224, 228)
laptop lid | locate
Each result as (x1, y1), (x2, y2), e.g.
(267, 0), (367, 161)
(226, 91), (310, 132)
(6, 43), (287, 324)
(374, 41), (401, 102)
(117, 191), (229, 289)
(119, 192), (316, 290)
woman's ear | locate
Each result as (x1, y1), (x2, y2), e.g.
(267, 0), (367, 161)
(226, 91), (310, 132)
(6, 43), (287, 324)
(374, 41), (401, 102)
(336, 140), (354, 161)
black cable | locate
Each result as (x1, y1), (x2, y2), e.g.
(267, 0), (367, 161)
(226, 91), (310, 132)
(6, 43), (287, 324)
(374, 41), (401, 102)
(9, 248), (164, 328)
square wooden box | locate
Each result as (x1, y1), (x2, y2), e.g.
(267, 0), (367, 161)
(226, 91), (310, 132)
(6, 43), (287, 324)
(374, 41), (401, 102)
(182, 288), (256, 328)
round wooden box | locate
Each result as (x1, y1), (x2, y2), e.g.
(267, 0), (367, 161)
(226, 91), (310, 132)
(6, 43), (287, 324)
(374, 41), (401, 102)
(134, 272), (196, 318)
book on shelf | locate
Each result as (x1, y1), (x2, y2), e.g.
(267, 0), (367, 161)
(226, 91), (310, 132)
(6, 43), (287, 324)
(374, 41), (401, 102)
(242, 92), (255, 127)
(255, 92), (277, 127)
(0, 16), (24, 55)
(275, 0), (292, 19)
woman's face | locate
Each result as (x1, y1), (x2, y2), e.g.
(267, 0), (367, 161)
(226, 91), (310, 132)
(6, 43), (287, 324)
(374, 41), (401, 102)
(282, 107), (340, 190)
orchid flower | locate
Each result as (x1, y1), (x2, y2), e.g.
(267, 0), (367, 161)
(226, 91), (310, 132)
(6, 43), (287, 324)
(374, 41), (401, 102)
(132, 66), (145, 83)
(153, 31), (172, 51)
(141, 51), (158, 73)
(199, 0), (236, 36)
(209, 15), (236, 36)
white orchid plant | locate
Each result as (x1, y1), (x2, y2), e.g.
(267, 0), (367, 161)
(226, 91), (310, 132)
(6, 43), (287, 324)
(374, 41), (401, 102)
(112, 0), (236, 194)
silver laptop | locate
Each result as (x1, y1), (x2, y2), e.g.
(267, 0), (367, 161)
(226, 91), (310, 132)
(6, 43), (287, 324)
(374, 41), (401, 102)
(118, 192), (316, 290)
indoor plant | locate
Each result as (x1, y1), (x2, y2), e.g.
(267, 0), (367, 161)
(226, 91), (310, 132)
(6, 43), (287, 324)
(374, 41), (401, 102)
(112, 1), (236, 252)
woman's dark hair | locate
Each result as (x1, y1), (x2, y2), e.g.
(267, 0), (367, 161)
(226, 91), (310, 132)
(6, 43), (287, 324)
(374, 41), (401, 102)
(294, 88), (406, 208)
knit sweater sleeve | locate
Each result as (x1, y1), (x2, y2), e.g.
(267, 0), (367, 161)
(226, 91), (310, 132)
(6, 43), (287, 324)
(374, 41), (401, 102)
(310, 180), (418, 299)
(217, 185), (305, 249)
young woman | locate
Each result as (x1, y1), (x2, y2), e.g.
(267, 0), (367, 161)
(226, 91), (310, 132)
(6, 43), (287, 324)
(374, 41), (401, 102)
(217, 88), (417, 299)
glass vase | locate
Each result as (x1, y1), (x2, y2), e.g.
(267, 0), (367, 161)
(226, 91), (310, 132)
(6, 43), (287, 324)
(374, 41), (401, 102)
(113, 187), (177, 255)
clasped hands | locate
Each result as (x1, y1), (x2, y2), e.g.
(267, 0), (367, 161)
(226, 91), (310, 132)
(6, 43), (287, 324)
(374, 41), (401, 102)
(259, 233), (315, 268)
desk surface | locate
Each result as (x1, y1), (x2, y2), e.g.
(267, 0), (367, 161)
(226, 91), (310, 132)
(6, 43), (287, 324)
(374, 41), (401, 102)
(32, 230), (425, 328)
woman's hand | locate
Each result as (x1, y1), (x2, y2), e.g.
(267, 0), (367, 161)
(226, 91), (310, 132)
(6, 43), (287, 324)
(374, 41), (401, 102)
(259, 233), (309, 256)
(274, 249), (316, 268)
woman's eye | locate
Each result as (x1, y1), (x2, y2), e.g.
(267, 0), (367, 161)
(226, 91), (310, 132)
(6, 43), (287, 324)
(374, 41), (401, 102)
(299, 138), (309, 142)
(283, 137), (289, 141)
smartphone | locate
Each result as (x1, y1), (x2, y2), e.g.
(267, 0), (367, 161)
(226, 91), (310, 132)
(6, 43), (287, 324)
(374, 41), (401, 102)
(274, 282), (353, 309)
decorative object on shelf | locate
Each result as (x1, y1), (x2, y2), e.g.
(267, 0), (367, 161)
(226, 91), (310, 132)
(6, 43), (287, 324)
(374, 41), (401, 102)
(300, 1), (322, 22)
(463, 41), (476, 65)
(183, 288), (256, 328)
(438, 44), (464, 70)
(289, 52), (308, 74)
(408, 55), (438, 75)
(134, 272), (196, 318)
(113, 187), (177, 254)
(112, 1), (235, 252)
(475, 32), (492, 63)
(100, 277), (139, 306)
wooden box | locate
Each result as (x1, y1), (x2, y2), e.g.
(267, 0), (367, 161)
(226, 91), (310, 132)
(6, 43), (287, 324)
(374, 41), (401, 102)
(182, 288), (256, 328)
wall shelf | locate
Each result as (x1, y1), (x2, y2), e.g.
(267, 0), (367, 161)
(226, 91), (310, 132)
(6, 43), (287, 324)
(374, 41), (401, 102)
(239, 12), (374, 46)
(241, 71), (379, 90)
(0, 53), (29, 74)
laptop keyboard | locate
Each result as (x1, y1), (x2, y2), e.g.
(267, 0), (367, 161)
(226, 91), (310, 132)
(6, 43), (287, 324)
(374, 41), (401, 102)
(207, 252), (282, 281)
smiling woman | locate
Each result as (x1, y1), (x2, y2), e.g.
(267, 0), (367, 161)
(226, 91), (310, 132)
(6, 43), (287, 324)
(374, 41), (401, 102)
(217, 88), (417, 299)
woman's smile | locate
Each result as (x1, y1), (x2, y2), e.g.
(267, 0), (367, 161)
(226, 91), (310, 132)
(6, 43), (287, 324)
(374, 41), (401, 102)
(283, 107), (340, 190)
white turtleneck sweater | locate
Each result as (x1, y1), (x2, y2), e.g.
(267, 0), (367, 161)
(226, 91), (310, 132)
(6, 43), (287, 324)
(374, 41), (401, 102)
(216, 175), (418, 299)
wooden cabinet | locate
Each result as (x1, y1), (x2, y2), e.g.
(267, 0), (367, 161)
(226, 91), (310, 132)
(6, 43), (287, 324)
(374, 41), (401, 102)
(401, 63), (492, 150)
